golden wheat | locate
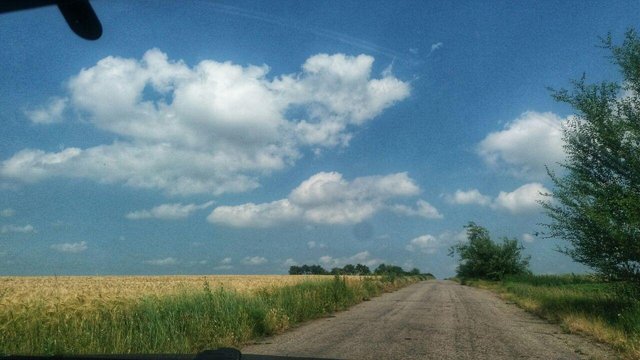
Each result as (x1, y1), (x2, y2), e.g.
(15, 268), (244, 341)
(0, 275), (344, 313)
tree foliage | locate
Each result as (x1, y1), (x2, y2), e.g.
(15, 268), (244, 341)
(288, 264), (328, 275)
(289, 263), (421, 276)
(542, 29), (640, 284)
(449, 222), (530, 280)
(289, 263), (374, 275)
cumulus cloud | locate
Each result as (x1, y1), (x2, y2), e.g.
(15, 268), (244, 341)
(445, 189), (491, 206)
(214, 257), (233, 270)
(318, 251), (382, 268)
(242, 256), (268, 265)
(1, 224), (35, 234)
(24, 97), (68, 124)
(51, 241), (87, 253)
(283, 258), (298, 267)
(405, 230), (467, 254)
(492, 182), (549, 214)
(307, 241), (327, 249)
(390, 199), (443, 219)
(126, 201), (214, 220)
(478, 111), (567, 179)
(405, 235), (439, 254)
(445, 183), (549, 214)
(143, 257), (178, 266)
(0, 208), (15, 217)
(208, 199), (301, 228)
(1, 50), (409, 195)
(187, 260), (208, 266)
(209, 171), (432, 227)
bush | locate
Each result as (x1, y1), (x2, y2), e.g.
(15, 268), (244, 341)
(449, 222), (530, 280)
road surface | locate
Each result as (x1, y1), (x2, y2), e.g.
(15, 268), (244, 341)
(242, 280), (616, 359)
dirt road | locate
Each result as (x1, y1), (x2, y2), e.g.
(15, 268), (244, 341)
(242, 280), (616, 359)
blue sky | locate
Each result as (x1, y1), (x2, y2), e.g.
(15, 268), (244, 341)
(1, 1), (638, 278)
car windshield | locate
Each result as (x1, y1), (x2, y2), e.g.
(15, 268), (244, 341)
(1, 1), (639, 357)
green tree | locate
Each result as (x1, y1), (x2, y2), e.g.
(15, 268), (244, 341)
(449, 222), (530, 280)
(542, 29), (640, 284)
(373, 263), (406, 276)
(354, 263), (371, 275)
(288, 265), (302, 275)
(342, 264), (356, 274)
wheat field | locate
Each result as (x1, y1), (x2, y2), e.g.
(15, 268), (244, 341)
(1, 274), (410, 354)
(0, 275), (331, 305)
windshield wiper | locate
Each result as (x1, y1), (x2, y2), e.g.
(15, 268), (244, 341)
(0, 0), (102, 40)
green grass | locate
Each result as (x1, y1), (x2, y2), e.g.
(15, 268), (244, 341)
(463, 274), (640, 358)
(0, 275), (424, 355)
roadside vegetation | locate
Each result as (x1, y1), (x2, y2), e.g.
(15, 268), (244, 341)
(449, 222), (530, 281)
(540, 29), (640, 286)
(0, 274), (426, 355)
(464, 275), (640, 358)
(449, 30), (640, 358)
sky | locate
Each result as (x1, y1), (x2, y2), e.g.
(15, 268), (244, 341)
(1, 1), (638, 278)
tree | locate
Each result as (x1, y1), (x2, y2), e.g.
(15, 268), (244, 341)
(309, 264), (328, 275)
(341, 264), (355, 274)
(354, 263), (371, 275)
(289, 264), (329, 275)
(449, 222), (530, 280)
(542, 29), (640, 284)
(288, 265), (302, 275)
(373, 263), (406, 276)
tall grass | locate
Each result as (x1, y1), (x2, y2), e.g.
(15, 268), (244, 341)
(465, 274), (640, 358)
(0, 275), (422, 355)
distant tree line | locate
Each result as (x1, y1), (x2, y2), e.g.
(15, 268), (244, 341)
(289, 263), (429, 277)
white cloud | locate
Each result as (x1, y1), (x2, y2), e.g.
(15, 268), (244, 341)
(1, 224), (35, 234)
(143, 257), (178, 266)
(0, 208), (15, 217)
(283, 258), (298, 267)
(522, 233), (535, 243)
(2, 50), (409, 195)
(445, 189), (491, 206)
(24, 97), (68, 124)
(319, 250), (382, 268)
(209, 199), (301, 228)
(405, 230), (467, 255)
(209, 171), (427, 227)
(242, 256), (268, 265)
(214, 257), (233, 270)
(405, 235), (439, 254)
(126, 201), (214, 220)
(307, 241), (327, 249)
(492, 182), (549, 214)
(445, 183), (550, 214)
(51, 241), (87, 253)
(441, 230), (469, 244)
(390, 199), (443, 219)
(478, 111), (566, 179)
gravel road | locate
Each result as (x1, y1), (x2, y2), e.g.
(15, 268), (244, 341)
(242, 280), (617, 360)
